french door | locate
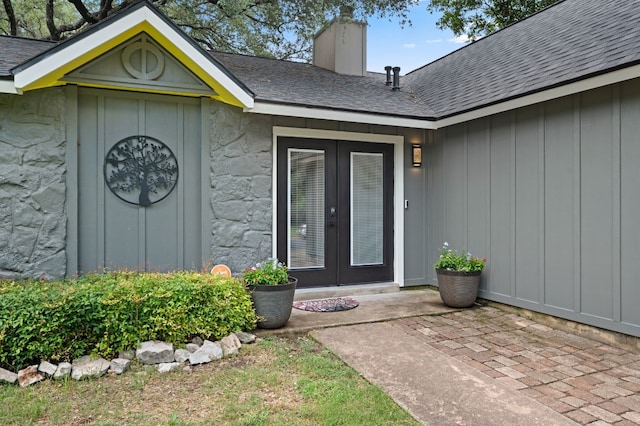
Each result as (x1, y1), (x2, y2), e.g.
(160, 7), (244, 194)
(277, 137), (393, 287)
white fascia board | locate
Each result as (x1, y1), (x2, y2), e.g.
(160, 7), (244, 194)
(251, 65), (640, 130)
(12, 6), (253, 108)
(140, 10), (254, 108)
(0, 80), (17, 94)
(248, 102), (436, 129)
(14, 8), (148, 89)
(437, 64), (640, 128)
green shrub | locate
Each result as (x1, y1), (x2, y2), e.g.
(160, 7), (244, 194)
(0, 272), (257, 371)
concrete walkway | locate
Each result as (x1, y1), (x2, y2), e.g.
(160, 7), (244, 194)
(257, 286), (640, 425)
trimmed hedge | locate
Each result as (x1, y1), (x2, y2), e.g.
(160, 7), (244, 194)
(0, 272), (257, 371)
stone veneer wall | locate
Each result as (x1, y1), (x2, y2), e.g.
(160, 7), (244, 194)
(0, 88), (67, 279)
(208, 102), (273, 272)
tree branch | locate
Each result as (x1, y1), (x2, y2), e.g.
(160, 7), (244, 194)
(97, 0), (115, 20)
(67, 0), (98, 24)
(2, 0), (17, 35)
(55, 0), (133, 39)
(55, 17), (91, 37)
(46, 0), (61, 39)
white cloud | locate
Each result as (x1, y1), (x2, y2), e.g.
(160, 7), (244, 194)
(425, 38), (443, 43)
(403, 43), (416, 48)
(448, 34), (470, 44)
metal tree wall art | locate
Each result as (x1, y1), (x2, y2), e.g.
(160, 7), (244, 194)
(104, 136), (179, 206)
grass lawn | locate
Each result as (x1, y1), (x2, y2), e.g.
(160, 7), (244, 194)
(0, 337), (418, 425)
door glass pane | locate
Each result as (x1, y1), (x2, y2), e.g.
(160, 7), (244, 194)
(289, 149), (325, 269)
(351, 152), (383, 266)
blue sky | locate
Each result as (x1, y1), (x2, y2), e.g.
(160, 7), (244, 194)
(365, 3), (469, 74)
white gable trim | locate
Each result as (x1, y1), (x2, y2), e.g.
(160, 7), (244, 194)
(12, 4), (253, 108)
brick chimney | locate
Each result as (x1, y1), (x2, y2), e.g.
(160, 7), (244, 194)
(312, 6), (367, 76)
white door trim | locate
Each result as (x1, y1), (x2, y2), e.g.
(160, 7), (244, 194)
(272, 126), (405, 286)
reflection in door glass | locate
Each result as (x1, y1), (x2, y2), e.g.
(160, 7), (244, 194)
(288, 149), (325, 269)
(351, 152), (383, 266)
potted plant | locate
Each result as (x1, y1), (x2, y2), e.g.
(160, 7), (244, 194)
(434, 242), (487, 308)
(242, 259), (297, 329)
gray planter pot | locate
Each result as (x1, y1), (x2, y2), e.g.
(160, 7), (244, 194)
(249, 277), (297, 329)
(435, 269), (480, 308)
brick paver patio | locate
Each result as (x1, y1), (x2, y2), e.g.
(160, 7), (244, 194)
(392, 307), (640, 425)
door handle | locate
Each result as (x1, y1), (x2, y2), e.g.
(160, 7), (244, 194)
(328, 207), (336, 227)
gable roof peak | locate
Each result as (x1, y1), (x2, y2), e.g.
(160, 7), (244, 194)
(8, 0), (253, 107)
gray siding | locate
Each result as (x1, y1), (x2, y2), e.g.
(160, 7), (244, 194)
(74, 89), (204, 274)
(425, 78), (640, 337)
(621, 81), (640, 328)
(402, 129), (429, 286)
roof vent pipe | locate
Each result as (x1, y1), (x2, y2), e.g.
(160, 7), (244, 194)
(392, 66), (401, 91)
(385, 66), (392, 85)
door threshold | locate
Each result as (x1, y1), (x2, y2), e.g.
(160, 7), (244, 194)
(293, 282), (399, 301)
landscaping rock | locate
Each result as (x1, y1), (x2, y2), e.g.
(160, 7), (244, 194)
(54, 362), (72, 379)
(0, 367), (18, 384)
(189, 340), (223, 365)
(136, 341), (174, 365)
(119, 349), (135, 360)
(157, 362), (181, 373)
(71, 356), (111, 380)
(191, 336), (204, 346)
(221, 334), (241, 357)
(185, 343), (200, 353)
(38, 361), (57, 377)
(235, 331), (256, 344)
(174, 349), (191, 363)
(0, 336), (246, 387)
(18, 365), (45, 387)
(110, 358), (131, 375)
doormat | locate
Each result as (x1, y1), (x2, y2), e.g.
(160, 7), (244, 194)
(292, 297), (359, 312)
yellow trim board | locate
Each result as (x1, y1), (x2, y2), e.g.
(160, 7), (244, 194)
(17, 24), (147, 92)
(144, 26), (248, 108)
(14, 13), (252, 108)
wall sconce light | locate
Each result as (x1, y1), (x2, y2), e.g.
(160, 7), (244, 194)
(412, 145), (422, 167)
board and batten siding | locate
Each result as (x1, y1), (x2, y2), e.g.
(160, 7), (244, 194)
(426, 78), (640, 337)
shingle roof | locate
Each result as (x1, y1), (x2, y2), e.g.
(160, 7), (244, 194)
(404, 0), (640, 118)
(1, 0), (640, 120)
(209, 51), (433, 118)
(0, 36), (53, 76)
